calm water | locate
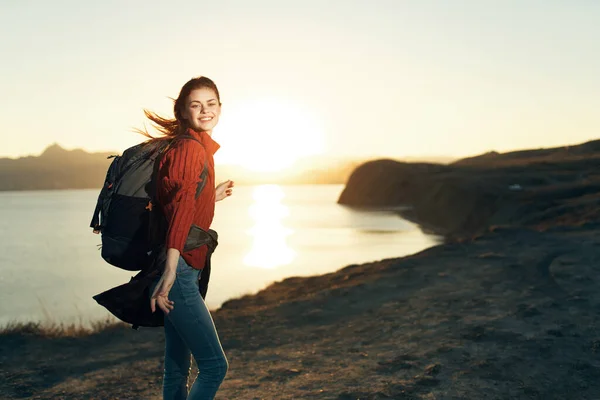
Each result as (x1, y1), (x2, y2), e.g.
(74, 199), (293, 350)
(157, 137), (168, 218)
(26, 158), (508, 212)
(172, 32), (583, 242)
(0, 185), (440, 325)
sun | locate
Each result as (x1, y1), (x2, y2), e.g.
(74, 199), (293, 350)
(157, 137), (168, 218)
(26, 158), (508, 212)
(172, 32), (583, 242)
(213, 98), (326, 172)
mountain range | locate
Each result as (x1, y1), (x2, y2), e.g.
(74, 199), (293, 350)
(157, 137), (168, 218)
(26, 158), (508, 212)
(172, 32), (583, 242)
(0, 143), (455, 191)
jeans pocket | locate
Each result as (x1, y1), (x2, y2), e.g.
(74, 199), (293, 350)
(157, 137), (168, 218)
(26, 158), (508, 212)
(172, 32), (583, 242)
(175, 256), (188, 274)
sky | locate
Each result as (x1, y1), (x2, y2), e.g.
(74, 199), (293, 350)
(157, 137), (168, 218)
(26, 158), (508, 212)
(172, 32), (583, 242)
(1, 0), (599, 170)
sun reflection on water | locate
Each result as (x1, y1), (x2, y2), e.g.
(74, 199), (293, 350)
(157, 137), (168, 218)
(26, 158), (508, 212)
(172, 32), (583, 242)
(243, 185), (295, 269)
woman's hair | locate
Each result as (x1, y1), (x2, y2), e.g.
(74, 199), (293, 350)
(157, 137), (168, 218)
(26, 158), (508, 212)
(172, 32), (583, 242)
(136, 76), (221, 140)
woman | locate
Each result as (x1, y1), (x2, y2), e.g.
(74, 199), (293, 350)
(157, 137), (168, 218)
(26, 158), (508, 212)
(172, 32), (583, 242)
(142, 76), (233, 400)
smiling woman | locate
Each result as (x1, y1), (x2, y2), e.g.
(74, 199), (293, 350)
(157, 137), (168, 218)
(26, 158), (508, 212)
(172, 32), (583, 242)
(214, 98), (326, 172)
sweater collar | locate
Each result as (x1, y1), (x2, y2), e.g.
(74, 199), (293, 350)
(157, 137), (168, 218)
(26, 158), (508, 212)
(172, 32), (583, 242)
(187, 128), (220, 155)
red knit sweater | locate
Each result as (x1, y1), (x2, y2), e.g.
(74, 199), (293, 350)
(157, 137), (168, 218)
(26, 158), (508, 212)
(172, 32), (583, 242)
(156, 129), (220, 270)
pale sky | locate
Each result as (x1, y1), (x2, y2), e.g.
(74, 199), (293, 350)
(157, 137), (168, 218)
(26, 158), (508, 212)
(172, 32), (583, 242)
(1, 0), (599, 169)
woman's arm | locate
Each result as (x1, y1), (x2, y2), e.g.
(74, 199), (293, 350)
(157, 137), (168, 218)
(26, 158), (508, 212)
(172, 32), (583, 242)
(159, 140), (206, 254)
(149, 246), (181, 314)
(164, 247), (181, 272)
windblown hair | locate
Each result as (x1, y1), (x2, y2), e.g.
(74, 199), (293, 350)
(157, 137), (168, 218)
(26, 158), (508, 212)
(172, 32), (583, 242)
(136, 76), (221, 141)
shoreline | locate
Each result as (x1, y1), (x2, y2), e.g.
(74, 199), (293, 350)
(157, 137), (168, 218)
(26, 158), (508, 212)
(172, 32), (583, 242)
(0, 185), (439, 330)
(4, 226), (600, 399)
(0, 210), (441, 334)
(5, 140), (600, 399)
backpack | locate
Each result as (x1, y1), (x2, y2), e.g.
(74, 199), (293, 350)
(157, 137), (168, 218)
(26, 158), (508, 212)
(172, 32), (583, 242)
(90, 135), (207, 271)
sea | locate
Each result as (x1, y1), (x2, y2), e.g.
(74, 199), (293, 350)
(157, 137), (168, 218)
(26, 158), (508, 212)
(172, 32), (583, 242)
(0, 184), (441, 326)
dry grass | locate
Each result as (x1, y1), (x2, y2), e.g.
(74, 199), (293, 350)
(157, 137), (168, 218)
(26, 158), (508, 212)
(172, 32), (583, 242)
(0, 316), (125, 338)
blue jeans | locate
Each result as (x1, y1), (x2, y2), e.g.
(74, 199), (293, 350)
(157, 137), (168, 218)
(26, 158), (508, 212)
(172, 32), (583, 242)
(151, 256), (228, 400)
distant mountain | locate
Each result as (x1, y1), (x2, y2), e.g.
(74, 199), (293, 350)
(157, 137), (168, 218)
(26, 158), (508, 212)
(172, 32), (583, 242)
(0, 143), (455, 191)
(0, 144), (115, 191)
(215, 155), (455, 185)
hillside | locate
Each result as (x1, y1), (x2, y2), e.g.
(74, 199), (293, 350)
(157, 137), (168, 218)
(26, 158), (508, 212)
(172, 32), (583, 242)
(339, 139), (600, 238)
(0, 144), (115, 191)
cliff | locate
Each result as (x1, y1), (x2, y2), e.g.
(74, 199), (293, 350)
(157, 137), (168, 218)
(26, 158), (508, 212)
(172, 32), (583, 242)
(339, 139), (600, 238)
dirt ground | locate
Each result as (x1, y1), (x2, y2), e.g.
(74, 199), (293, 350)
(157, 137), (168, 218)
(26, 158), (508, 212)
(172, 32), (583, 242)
(3, 225), (600, 399)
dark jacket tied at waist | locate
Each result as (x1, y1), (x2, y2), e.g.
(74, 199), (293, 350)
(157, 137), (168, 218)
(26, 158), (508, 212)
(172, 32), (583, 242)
(93, 227), (218, 329)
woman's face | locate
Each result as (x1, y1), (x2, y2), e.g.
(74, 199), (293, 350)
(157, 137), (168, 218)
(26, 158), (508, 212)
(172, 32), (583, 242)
(181, 87), (221, 133)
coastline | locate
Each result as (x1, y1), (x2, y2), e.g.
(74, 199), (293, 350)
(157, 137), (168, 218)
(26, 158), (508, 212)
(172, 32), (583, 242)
(4, 225), (600, 399)
(4, 140), (600, 399)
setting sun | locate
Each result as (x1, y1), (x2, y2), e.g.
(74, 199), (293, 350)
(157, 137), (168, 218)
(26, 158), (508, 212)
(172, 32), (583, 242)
(213, 98), (326, 172)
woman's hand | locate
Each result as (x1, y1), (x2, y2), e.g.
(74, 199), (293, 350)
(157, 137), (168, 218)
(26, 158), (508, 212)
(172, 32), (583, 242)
(150, 267), (176, 315)
(216, 180), (234, 201)
(150, 248), (180, 314)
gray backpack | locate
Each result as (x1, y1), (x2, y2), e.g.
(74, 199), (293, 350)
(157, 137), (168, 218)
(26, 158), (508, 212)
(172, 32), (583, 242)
(90, 135), (207, 271)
